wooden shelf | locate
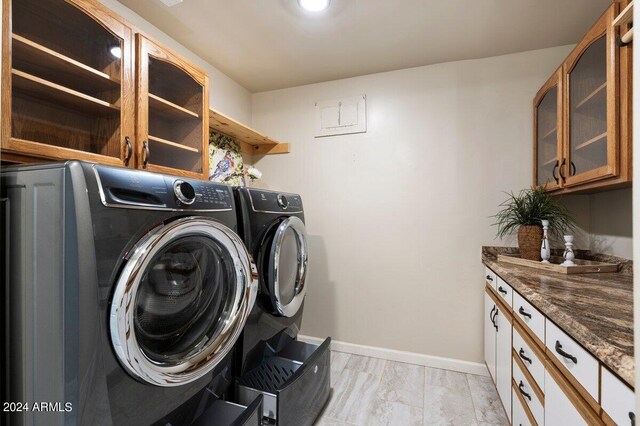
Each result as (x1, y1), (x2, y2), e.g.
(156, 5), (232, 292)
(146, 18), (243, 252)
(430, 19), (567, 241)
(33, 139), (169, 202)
(12, 69), (120, 116)
(613, 1), (633, 27)
(575, 82), (606, 109)
(575, 132), (607, 150)
(541, 127), (557, 139)
(542, 157), (558, 166)
(209, 109), (290, 155)
(149, 93), (199, 120)
(148, 135), (200, 153)
(12, 33), (120, 93)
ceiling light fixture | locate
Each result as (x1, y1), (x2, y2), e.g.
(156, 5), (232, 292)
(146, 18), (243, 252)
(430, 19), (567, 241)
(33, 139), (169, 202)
(298, 0), (330, 12)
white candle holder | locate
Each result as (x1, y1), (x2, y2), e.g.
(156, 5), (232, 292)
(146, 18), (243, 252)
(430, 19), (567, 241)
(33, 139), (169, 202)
(540, 220), (551, 264)
(561, 235), (575, 266)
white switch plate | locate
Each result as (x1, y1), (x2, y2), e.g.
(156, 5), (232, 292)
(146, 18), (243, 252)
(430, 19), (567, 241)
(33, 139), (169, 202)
(314, 95), (366, 137)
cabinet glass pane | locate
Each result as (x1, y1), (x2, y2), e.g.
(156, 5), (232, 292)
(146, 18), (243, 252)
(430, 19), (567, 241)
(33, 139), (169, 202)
(569, 36), (607, 176)
(11, 0), (123, 158)
(536, 86), (558, 186)
(147, 57), (204, 174)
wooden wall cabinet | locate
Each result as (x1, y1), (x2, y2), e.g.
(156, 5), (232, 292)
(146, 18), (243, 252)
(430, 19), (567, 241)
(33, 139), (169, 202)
(136, 34), (209, 179)
(534, 69), (563, 191)
(1, 0), (211, 178)
(1, 0), (135, 166)
(533, 3), (632, 194)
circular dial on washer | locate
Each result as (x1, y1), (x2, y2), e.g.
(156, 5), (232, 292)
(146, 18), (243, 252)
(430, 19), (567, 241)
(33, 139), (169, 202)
(174, 180), (196, 205)
(277, 194), (289, 209)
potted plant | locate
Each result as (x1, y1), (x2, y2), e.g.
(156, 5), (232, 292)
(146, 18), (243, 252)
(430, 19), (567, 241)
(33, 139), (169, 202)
(493, 187), (574, 261)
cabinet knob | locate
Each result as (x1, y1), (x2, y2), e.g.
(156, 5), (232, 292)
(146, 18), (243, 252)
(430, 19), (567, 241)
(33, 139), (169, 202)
(555, 340), (577, 364)
(518, 306), (532, 319)
(124, 136), (132, 166)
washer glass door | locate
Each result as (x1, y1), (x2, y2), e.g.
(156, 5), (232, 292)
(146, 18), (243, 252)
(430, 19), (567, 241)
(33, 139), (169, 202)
(266, 216), (308, 317)
(110, 217), (257, 387)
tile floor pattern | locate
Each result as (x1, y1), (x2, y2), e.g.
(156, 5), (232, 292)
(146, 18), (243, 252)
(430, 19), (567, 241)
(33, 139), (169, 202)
(314, 351), (509, 426)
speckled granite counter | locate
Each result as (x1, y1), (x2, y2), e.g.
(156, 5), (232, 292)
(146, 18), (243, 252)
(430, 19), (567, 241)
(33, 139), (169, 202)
(482, 246), (634, 388)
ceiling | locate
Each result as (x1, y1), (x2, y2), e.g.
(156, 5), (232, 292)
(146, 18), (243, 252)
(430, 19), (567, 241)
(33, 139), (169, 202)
(119, 0), (612, 92)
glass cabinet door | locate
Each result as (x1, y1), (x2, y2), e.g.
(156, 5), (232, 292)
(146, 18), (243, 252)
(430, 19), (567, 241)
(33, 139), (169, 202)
(3, 0), (134, 165)
(564, 5), (618, 186)
(136, 35), (209, 180)
(534, 70), (562, 191)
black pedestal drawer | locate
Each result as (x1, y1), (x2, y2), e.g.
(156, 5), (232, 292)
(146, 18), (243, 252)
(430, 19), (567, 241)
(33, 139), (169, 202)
(236, 337), (331, 426)
(191, 395), (263, 426)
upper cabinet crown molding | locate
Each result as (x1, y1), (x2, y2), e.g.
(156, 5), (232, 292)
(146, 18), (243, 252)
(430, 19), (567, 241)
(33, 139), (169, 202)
(533, 1), (632, 194)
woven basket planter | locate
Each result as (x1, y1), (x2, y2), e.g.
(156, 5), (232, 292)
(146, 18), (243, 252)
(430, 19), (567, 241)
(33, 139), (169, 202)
(518, 225), (543, 261)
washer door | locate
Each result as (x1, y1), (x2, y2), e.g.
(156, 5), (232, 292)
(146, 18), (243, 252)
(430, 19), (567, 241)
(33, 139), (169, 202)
(110, 217), (257, 387)
(266, 216), (308, 317)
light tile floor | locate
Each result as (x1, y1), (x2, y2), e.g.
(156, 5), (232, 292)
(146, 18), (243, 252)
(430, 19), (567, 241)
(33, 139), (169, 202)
(315, 351), (509, 426)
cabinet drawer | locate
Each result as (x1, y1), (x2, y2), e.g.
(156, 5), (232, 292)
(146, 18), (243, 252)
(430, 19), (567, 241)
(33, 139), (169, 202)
(513, 360), (544, 425)
(601, 367), (635, 426)
(496, 277), (513, 307)
(544, 369), (588, 426)
(512, 386), (533, 426)
(513, 292), (545, 343)
(545, 321), (598, 402)
(485, 267), (497, 290)
(513, 326), (545, 392)
(192, 396), (263, 426)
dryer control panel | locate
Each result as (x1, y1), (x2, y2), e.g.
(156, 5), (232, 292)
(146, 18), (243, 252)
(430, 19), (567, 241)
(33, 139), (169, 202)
(94, 165), (233, 210)
(248, 189), (303, 213)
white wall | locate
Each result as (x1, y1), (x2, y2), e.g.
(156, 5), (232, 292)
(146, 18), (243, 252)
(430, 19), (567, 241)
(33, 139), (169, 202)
(250, 46), (574, 364)
(563, 189), (633, 259)
(99, 0), (252, 123)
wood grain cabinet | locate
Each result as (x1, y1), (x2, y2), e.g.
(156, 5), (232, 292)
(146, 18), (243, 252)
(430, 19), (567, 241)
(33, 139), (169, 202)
(534, 69), (563, 191)
(1, 0), (212, 178)
(1, 0), (135, 166)
(135, 34), (209, 179)
(533, 3), (632, 193)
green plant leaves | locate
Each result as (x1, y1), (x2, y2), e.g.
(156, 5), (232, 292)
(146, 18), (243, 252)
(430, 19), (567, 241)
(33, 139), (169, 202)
(492, 187), (575, 239)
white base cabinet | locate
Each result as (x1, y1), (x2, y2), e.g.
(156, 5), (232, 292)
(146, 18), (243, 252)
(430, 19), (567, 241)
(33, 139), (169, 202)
(544, 370), (586, 426)
(484, 292), (497, 380)
(495, 303), (512, 422)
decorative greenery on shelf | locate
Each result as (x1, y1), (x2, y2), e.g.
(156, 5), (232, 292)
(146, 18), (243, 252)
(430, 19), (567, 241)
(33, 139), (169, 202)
(493, 186), (574, 238)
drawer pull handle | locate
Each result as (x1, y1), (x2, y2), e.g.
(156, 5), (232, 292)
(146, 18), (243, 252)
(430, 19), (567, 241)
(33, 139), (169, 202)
(518, 306), (532, 319)
(518, 381), (531, 401)
(491, 307), (498, 331)
(555, 341), (577, 364)
(124, 136), (132, 166)
(498, 286), (507, 295)
(142, 140), (150, 169)
(519, 348), (532, 364)
(486, 275), (493, 281)
(489, 305), (496, 322)
(630, 412), (635, 426)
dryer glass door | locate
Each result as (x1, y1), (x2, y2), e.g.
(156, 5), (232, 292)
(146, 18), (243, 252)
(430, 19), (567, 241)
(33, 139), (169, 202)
(110, 217), (257, 387)
(267, 216), (308, 317)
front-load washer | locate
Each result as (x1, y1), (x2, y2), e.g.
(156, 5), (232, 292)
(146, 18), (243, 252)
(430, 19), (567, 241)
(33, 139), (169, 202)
(232, 188), (331, 426)
(1, 161), (264, 426)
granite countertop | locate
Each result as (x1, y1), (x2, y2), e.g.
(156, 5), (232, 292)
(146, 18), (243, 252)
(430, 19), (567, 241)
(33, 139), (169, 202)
(482, 247), (634, 388)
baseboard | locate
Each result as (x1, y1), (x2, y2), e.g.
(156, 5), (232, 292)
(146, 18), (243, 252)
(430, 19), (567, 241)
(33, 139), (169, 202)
(298, 334), (489, 376)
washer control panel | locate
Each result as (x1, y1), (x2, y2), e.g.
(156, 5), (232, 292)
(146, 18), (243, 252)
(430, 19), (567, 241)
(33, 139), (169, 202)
(95, 165), (233, 210)
(248, 189), (303, 213)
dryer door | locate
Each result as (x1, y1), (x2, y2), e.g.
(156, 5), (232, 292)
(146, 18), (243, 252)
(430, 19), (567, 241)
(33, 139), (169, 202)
(266, 216), (308, 317)
(110, 217), (257, 387)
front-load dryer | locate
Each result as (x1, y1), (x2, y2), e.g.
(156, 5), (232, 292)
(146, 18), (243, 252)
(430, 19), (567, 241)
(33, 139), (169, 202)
(232, 188), (331, 426)
(1, 161), (264, 426)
